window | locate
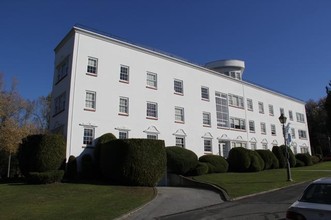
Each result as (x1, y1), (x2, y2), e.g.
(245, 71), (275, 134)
(300, 147), (309, 153)
(289, 110), (293, 121)
(258, 102), (264, 114)
(146, 72), (157, 89)
(280, 108), (284, 115)
(174, 79), (183, 94)
(175, 137), (185, 148)
(298, 130), (307, 139)
(175, 107), (185, 123)
(147, 134), (158, 139)
(83, 128), (94, 145)
(232, 142), (247, 148)
(56, 56), (69, 82)
(291, 128), (296, 139)
(119, 97), (129, 115)
(229, 71), (242, 80)
(147, 102), (158, 119)
(262, 143), (268, 150)
(204, 139), (212, 152)
(54, 92), (66, 115)
(269, 105), (274, 116)
(247, 99), (253, 111)
(228, 94), (244, 108)
(261, 122), (266, 134)
(119, 131), (128, 139)
(85, 91), (96, 110)
(251, 142), (257, 150)
(120, 65), (129, 82)
(296, 113), (305, 123)
(203, 112), (211, 126)
(271, 124), (276, 135)
(87, 57), (97, 75)
(215, 92), (229, 127)
(249, 120), (255, 133)
(230, 117), (246, 130)
(201, 87), (209, 100)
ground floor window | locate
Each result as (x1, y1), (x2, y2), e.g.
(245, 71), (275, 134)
(83, 128), (94, 146)
(175, 137), (185, 148)
(119, 130), (128, 139)
(231, 142), (247, 148)
(204, 139), (212, 152)
(250, 142), (257, 150)
(147, 134), (158, 139)
(300, 147), (309, 153)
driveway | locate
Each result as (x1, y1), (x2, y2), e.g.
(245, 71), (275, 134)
(120, 187), (224, 220)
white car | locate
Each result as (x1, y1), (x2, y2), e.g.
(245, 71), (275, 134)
(287, 178), (331, 220)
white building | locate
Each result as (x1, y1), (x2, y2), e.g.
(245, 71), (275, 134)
(50, 25), (311, 160)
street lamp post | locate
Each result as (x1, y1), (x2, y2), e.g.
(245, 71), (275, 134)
(279, 113), (293, 182)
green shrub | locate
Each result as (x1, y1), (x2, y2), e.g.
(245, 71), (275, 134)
(100, 139), (166, 186)
(193, 162), (209, 176)
(227, 147), (251, 172)
(272, 146), (286, 168)
(199, 155), (228, 173)
(81, 154), (94, 179)
(295, 159), (305, 167)
(27, 170), (64, 184)
(311, 155), (321, 164)
(248, 150), (265, 172)
(280, 145), (296, 167)
(65, 155), (78, 181)
(256, 150), (279, 170)
(166, 146), (198, 175)
(94, 133), (117, 167)
(18, 134), (66, 176)
(295, 153), (313, 166)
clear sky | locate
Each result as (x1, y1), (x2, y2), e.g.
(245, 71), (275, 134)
(1, 0), (330, 102)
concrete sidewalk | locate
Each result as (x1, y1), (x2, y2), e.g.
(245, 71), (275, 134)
(119, 187), (223, 220)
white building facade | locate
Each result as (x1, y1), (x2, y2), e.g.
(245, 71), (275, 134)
(50, 26), (311, 160)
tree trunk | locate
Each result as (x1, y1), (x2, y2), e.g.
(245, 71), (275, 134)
(7, 152), (11, 178)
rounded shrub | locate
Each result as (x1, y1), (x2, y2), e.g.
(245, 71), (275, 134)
(256, 150), (279, 170)
(166, 146), (198, 175)
(65, 155), (78, 181)
(248, 150), (264, 172)
(295, 153), (313, 166)
(311, 155), (321, 164)
(280, 145), (296, 167)
(272, 146), (286, 168)
(94, 133), (117, 163)
(27, 170), (64, 184)
(227, 147), (251, 172)
(295, 159), (305, 167)
(81, 154), (95, 179)
(18, 134), (66, 176)
(100, 139), (166, 186)
(199, 155), (228, 173)
(193, 162), (209, 176)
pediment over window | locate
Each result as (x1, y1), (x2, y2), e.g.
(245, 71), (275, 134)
(250, 138), (257, 143)
(291, 142), (297, 147)
(143, 126), (160, 134)
(115, 126), (131, 131)
(173, 129), (186, 137)
(236, 136), (243, 141)
(202, 132), (213, 139)
(218, 134), (229, 140)
(272, 140), (278, 145)
(261, 138), (268, 144)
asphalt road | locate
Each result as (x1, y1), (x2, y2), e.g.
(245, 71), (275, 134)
(159, 182), (311, 220)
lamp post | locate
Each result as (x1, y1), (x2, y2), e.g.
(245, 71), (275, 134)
(279, 113), (293, 182)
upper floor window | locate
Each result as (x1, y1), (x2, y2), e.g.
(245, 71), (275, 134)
(174, 79), (183, 95)
(269, 104), (274, 116)
(119, 97), (129, 115)
(258, 102), (264, 114)
(230, 117), (246, 130)
(271, 124), (276, 135)
(229, 71), (242, 80)
(120, 65), (129, 82)
(83, 127), (94, 146)
(289, 110), (293, 121)
(280, 108), (285, 116)
(296, 113), (305, 123)
(146, 72), (157, 89)
(298, 130), (307, 139)
(85, 91), (96, 110)
(215, 92), (229, 128)
(147, 102), (158, 119)
(201, 86), (209, 101)
(56, 56), (69, 83)
(87, 57), (97, 75)
(249, 120), (255, 133)
(203, 112), (211, 126)
(204, 139), (212, 152)
(228, 94), (244, 109)
(54, 92), (66, 115)
(260, 122), (266, 134)
(291, 128), (296, 139)
(247, 99), (253, 111)
(175, 107), (185, 123)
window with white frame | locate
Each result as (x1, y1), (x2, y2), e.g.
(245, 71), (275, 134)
(175, 107), (185, 123)
(147, 134), (158, 140)
(262, 143), (268, 150)
(119, 97), (129, 115)
(228, 94), (244, 108)
(83, 127), (94, 145)
(85, 91), (96, 110)
(56, 56), (69, 82)
(146, 72), (157, 89)
(300, 147), (309, 153)
(54, 92), (66, 115)
(247, 99), (253, 111)
(174, 79), (183, 94)
(298, 130), (307, 139)
(87, 57), (97, 75)
(249, 120), (255, 133)
(230, 117), (246, 130)
(204, 139), (212, 152)
(291, 128), (296, 139)
(296, 113), (305, 123)
(280, 108), (284, 115)
(260, 122), (266, 134)
(289, 110), (293, 121)
(119, 130), (128, 139)
(269, 104), (274, 116)
(120, 65), (129, 82)
(215, 92), (229, 128)
(251, 142), (257, 150)
(203, 112), (211, 126)
(147, 102), (158, 118)
(231, 142), (247, 148)
(271, 124), (276, 135)
(175, 136), (185, 148)
(201, 86), (209, 100)
(293, 146), (297, 154)
(258, 102), (264, 114)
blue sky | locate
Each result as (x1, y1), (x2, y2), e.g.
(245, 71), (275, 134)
(1, 0), (330, 102)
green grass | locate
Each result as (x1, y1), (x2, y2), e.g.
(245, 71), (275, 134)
(194, 161), (331, 199)
(0, 183), (155, 220)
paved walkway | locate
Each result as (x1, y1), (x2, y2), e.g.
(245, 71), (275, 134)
(120, 187), (223, 220)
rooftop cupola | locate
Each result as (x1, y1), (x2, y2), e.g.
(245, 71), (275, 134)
(205, 59), (245, 80)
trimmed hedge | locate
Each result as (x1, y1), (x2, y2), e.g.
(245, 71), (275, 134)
(248, 150), (265, 172)
(100, 139), (166, 186)
(280, 145), (296, 167)
(27, 170), (64, 184)
(18, 134), (66, 176)
(81, 154), (94, 179)
(272, 145), (296, 168)
(166, 146), (198, 175)
(295, 153), (313, 166)
(227, 147), (264, 172)
(311, 155), (321, 164)
(199, 155), (228, 173)
(194, 162), (209, 176)
(94, 133), (117, 165)
(256, 150), (279, 170)
(65, 155), (78, 181)
(295, 159), (305, 167)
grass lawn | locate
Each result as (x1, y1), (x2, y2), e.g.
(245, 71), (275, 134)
(0, 182), (155, 220)
(194, 161), (331, 199)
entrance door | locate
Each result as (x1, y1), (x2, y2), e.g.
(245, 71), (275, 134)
(219, 141), (230, 158)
